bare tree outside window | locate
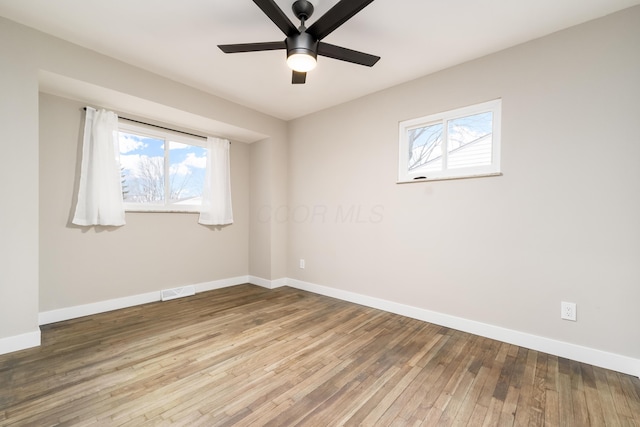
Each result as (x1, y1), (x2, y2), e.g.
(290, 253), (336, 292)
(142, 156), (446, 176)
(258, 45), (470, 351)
(399, 99), (501, 182)
(408, 123), (443, 172)
(168, 141), (205, 204)
(118, 129), (207, 210)
(407, 112), (493, 172)
(126, 155), (164, 203)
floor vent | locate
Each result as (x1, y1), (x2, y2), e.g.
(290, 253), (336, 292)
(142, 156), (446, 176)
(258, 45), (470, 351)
(161, 285), (196, 302)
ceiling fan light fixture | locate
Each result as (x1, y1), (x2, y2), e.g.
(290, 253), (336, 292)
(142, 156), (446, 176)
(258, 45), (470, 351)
(218, 0), (380, 84)
(287, 51), (317, 72)
(286, 31), (318, 72)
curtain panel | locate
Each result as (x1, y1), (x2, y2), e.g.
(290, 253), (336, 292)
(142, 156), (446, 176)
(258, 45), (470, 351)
(199, 137), (233, 225)
(72, 107), (126, 226)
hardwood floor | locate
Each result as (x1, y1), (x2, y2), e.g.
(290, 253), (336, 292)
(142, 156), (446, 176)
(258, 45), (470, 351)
(1, 284), (639, 426)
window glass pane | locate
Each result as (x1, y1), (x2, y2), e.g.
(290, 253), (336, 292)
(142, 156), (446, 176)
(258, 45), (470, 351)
(168, 141), (207, 205)
(408, 123), (443, 172)
(447, 112), (493, 169)
(119, 132), (165, 203)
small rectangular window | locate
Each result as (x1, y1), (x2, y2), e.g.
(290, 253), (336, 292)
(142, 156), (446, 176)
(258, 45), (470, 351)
(118, 122), (207, 212)
(398, 99), (501, 182)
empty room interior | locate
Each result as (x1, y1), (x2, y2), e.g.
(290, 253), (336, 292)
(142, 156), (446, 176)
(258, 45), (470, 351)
(1, 0), (639, 425)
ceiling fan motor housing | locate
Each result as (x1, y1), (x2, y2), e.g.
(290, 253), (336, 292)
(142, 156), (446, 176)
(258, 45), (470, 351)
(286, 31), (318, 59)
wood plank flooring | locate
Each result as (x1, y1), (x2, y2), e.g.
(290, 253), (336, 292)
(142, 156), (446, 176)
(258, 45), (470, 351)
(1, 284), (639, 426)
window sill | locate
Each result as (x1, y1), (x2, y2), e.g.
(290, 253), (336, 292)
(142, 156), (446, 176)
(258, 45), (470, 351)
(397, 172), (502, 184)
(124, 206), (201, 213)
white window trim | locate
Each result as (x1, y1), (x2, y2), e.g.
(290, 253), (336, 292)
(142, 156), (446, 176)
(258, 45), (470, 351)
(118, 121), (207, 213)
(398, 99), (502, 183)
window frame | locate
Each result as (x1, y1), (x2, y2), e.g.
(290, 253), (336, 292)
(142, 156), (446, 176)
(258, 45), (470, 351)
(398, 99), (502, 183)
(118, 121), (207, 213)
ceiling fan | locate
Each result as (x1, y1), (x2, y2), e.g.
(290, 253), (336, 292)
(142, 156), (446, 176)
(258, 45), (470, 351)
(218, 0), (380, 84)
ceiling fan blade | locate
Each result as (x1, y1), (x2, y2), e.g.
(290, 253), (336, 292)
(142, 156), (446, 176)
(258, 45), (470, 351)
(307, 0), (375, 40)
(318, 42), (380, 67)
(218, 41), (286, 53)
(253, 0), (299, 37)
(292, 71), (307, 84)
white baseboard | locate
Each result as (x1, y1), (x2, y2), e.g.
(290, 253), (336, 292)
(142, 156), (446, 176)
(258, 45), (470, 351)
(0, 329), (40, 355)
(39, 290), (159, 326)
(197, 276), (250, 293)
(39, 276), (249, 326)
(31, 275), (640, 377)
(286, 278), (640, 378)
(249, 276), (287, 289)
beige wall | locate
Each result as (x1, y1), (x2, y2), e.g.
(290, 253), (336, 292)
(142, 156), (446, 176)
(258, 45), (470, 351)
(38, 93), (250, 310)
(287, 7), (640, 359)
(0, 34), (39, 340)
(249, 139), (272, 280)
(0, 16), (288, 348)
(248, 136), (289, 281)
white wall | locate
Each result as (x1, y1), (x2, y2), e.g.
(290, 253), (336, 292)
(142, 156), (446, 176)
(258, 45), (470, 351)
(287, 7), (640, 363)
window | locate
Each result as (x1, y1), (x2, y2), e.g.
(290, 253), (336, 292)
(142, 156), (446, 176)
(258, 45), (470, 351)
(398, 99), (501, 182)
(118, 122), (207, 212)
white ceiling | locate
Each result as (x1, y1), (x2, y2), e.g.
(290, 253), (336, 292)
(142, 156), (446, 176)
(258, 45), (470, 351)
(1, 0), (638, 121)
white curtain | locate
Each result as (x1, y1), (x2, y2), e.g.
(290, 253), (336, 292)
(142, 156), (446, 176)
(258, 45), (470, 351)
(72, 107), (126, 226)
(199, 137), (233, 225)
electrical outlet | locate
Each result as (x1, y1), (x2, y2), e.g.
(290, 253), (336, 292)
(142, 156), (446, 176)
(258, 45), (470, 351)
(299, 259), (305, 269)
(561, 301), (577, 321)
